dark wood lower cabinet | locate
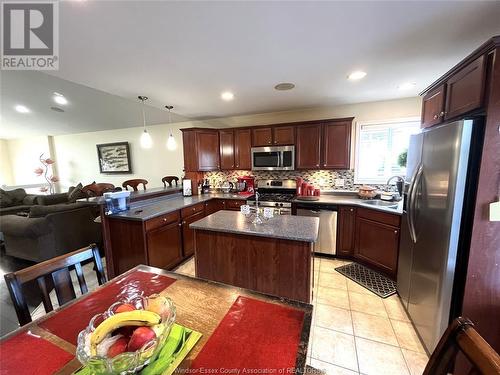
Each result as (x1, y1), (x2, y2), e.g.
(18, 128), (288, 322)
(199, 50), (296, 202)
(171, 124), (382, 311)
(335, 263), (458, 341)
(195, 230), (312, 303)
(337, 206), (356, 256)
(146, 221), (183, 269)
(181, 211), (205, 258)
(354, 216), (400, 279)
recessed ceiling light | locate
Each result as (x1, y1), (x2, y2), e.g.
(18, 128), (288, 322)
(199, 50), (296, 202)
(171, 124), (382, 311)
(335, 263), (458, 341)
(50, 106), (65, 113)
(274, 83), (295, 91)
(398, 82), (417, 90)
(15, 105), (30, 113)
(347, 71), (367, 81)
(53, 92), (68, 105)
(221, 91), (234, 101)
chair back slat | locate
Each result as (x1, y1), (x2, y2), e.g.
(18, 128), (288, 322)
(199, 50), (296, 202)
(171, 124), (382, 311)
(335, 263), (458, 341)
(4, 244), (105, 326)
(36, 276), (54, 313)
(74, 262), (88, 294)
(424, 317), (500, 375)
(52, 268), (77, 307)
(162, 176), (179, 187)
(122, 179), (148, 191)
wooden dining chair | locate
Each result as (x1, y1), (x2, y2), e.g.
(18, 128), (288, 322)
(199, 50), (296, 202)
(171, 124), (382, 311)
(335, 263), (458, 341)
(4, 244), (107, 326)
(122, 178), (148, 191)
(423, 317), (500, 375)
(162, 176), (179, 187)
(81, 182), (116, 197)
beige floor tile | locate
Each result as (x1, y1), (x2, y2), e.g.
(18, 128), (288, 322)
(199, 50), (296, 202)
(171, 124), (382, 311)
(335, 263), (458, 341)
(391, 320), (426, 353)
(349, 291), (388, 318)
(383, 297), (410, 322)
(351, 311), (398, 346)
(319, 272), (348, 290)
(314, 303), (353, 335)
(346, 280), (377, 296)
(401, 349), (429, 375)
(317, 286), (350, 309)
(309, 358), (359, 375)
(310, 326), (358, 372)
(320, 258), (346, 273)
(356, 337), (410, 375)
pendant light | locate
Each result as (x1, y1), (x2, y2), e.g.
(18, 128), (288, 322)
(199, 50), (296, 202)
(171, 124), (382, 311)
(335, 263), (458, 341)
(138, 95), (153, 149)
(165, 105), (177, 151)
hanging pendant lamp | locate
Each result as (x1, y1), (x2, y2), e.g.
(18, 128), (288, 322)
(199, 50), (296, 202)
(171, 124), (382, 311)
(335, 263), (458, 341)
(165, 105), (177, 151)
(138, 96), (153, 149)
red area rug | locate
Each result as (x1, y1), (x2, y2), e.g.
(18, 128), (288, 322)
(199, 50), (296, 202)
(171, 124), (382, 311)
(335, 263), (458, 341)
(0, 331), (74, 375)
(190, 296), (305, 372)
(39, 270), (176, 345)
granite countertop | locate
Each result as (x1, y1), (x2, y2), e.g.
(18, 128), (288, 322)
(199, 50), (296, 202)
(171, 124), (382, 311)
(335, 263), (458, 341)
(293, 193), (404, 215)
(190, 210), (319, 242)
(77, 186), (183, 205)
(108, 192), (252, 221)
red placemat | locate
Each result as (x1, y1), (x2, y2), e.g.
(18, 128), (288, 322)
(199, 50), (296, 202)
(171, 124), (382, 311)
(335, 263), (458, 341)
(39, 270), (176, 345)
(0, 330), (73, 375)
(190, 296), (305, 371)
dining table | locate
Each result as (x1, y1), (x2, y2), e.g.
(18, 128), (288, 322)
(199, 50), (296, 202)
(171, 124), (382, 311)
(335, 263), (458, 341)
(0, 265), (313, 375)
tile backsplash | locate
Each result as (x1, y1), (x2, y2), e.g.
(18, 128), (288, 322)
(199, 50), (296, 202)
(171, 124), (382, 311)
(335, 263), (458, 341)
(204, 170), (396, 192)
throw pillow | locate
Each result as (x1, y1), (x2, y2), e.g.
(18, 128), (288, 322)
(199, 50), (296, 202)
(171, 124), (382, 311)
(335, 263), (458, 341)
(0, 189), (14, 207)
(9, 188), (27, 204)
(68, 182), (84, 202)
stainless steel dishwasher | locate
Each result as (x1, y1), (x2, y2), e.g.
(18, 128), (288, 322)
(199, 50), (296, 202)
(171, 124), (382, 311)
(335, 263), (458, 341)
(296, 204), (338, 255)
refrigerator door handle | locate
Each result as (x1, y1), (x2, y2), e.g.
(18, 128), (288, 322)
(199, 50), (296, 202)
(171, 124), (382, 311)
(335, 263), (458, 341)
(409, 164), (423, 243)
(406, 163), (418, 242)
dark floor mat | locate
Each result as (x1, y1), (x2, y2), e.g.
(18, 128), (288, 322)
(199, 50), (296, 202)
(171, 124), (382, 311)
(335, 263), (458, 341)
(335, 262), (396, 298)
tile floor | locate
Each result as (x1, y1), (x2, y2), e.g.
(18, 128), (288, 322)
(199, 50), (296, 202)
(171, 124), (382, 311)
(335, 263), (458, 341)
(173, 256), (429, 375)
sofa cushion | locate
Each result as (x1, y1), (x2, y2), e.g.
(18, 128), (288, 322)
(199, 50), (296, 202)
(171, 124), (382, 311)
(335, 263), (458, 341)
(68, 183), (84, 202)
(28, 203), (86, 218)
(0, 205), (33, 216)
(0, 189), (14, 207)
(37, 193), (69, 206)
(22, 194), (39, 205)
(7, 188), (28, 204)
(0, 214), (51, 237)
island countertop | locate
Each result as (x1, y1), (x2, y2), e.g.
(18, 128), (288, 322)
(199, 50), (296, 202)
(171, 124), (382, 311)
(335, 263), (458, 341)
(190, 210), (319, 242)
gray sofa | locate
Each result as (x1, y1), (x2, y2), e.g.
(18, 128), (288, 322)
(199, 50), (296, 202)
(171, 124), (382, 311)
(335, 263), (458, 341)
(0, 203), (101, 262)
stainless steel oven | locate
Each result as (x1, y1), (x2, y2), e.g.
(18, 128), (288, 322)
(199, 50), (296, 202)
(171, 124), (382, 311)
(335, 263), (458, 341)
(251, 146), (295, 171)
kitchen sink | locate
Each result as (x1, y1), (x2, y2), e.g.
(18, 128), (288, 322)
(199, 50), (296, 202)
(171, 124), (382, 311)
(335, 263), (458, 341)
(361, 200), (399, 209)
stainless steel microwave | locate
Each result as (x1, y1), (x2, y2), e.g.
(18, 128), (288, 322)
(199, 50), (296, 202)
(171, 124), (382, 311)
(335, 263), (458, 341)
(251, 146), (295, 171)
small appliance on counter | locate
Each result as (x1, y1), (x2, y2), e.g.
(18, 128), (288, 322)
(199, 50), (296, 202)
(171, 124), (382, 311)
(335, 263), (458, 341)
(295, 178), (320, 200)
(103, 191), (131, 215)
(201, 179), (211, 194)
(236, 176), (255, 196)
(183, 179), (192, 196)
(221, 181), (234, 194)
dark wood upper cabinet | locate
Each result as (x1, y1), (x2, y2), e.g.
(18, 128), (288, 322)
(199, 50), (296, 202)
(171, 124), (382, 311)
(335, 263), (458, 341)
(296, 124), (322, 169)
(444, 55), (485, 121)
(273, 126), (295, 145)
(182, 129), (220, 171)
(219, 130), (234, 170)
(234, 129), (252, 169)
(252, 127), (273, 146)
(421, 84), (446, 128)
(322, 121), (351, 169)
(337, 206), (356, 256)
(146, 221), (183, 270)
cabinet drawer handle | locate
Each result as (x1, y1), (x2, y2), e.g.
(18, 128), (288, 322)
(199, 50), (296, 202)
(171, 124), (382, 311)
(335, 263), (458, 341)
(394, 230), (398, 234)
(350, 208), (354, 212)
(183, 221), (186, 224)
(439, 111), (445, 117)
(433, 114), (438, 120)
(178, 222), (182, 227)
(163, 218), (167, 222)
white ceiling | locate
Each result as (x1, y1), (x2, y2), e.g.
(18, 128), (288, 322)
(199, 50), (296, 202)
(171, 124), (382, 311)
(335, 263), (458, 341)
(2, 1), (500, 138)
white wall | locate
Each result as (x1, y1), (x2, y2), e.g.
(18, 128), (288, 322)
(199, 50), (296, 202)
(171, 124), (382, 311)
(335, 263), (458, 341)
(6, 97), (421, 190)
(0, 139), (14, 186)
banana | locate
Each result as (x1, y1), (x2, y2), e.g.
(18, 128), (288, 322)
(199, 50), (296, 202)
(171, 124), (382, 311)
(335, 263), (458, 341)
(90, 310), (161, 355)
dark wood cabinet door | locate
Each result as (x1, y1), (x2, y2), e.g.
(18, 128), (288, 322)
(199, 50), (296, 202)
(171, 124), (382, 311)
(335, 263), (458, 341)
(252, 127), (273, 146)
(354, 217), (399, 278)
(182, 211), (205, 258)
(146, 221), (182, 270)
(204, 199), (220, 216)
(337, 206), (356, 256)
(182, 131), (197, 172)
(322, 121), (351, 169)
(444, 55), (485, 121)
(296, 123), (321, 169)
(219, 130), (234, 170)
(234, 129), (252, 169)
(421, 84), (446, 128)
(196, 130), (220, 171)
(273, 126), (295, 145)
(225, 199), (246, 211)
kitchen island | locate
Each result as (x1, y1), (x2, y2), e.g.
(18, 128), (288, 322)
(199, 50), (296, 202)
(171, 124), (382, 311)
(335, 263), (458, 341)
(190, 210), (319, 303)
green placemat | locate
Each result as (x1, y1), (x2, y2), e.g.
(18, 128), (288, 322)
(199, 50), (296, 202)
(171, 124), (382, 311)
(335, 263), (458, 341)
(74, 324), (202, 375)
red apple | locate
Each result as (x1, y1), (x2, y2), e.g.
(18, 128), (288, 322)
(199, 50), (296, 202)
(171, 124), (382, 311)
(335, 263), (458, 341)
(115, 304), (136, 313)
(127, 326), (156, 351)
(107, 337), (128, 358)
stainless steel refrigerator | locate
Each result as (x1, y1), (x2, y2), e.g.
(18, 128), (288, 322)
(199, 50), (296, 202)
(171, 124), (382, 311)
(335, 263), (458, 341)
(397, 119), (483, 354)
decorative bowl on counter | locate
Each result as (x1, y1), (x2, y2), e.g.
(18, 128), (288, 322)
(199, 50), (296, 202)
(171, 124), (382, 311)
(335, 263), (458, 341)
(358, 185), (378, 200)
(76, 294), (176, 374)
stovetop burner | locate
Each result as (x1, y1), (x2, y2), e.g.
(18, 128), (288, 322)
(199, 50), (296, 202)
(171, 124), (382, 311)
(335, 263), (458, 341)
(248, 193), (295, 202)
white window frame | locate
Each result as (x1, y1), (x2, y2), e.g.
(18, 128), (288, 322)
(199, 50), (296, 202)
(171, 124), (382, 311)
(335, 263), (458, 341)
(354, 117), (420, 185)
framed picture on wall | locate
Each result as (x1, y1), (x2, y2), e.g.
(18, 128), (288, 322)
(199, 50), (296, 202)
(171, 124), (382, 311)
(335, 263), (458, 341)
(96, 142), (132, 174)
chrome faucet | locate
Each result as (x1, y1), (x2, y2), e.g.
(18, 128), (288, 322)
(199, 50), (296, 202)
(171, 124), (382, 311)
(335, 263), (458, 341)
(386, 175), (405, 197)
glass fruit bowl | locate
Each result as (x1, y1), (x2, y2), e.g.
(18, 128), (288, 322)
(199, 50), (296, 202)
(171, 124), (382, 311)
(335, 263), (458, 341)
(76, 294), (176, 374)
